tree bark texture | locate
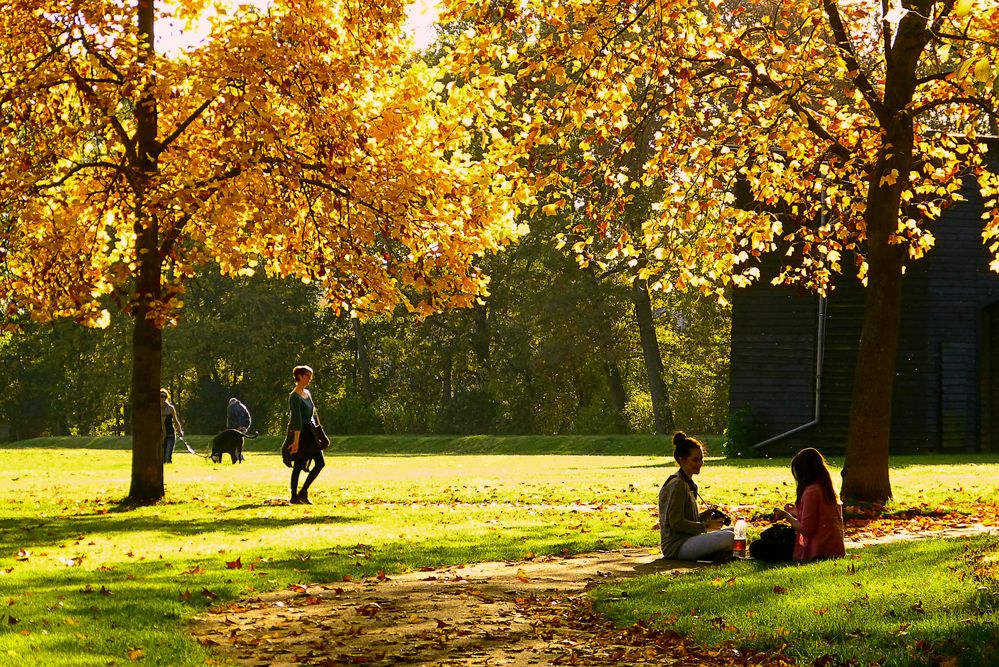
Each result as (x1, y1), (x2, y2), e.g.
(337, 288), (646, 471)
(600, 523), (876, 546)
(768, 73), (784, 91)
(631, 276), (674, 434)
(128, 0), (165, 502)
(841, 4), (930, 503)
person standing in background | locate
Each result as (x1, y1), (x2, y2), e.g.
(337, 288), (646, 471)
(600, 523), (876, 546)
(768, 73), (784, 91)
(160, 389), (184, 464)
(226, 397), (251, 433)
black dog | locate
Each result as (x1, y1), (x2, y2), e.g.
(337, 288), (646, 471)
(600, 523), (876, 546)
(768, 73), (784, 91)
(210, 429), (258, 464)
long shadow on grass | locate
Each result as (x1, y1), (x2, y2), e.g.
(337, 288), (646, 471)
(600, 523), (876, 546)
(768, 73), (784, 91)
(1, 525), (628, 666)
(0, 512), (361, 553)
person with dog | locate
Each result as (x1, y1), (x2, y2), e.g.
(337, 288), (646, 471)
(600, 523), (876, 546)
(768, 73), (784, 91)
(226, 398), (251, 433)
(287, 365), (325, 505)
(658, 431), (735, 561)
(160, 389), (184, 464)
(770, 447), (845, 562)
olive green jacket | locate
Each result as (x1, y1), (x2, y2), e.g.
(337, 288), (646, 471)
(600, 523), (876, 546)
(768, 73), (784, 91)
(658, 471), (707, 558)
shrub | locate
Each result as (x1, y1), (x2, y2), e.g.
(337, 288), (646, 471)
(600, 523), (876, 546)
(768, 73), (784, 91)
(724, 406), (767, 458)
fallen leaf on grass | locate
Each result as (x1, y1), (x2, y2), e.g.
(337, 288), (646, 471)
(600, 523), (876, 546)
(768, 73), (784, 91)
(516, 569), (530, 583)
(772, 585), (789, 594)
(128, 648), (144, 660)
(225, 557), (242, 570)
(356, 603), (382, 617)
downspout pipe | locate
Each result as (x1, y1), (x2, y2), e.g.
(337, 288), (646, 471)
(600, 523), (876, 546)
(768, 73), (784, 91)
(752, 294), (827, 449)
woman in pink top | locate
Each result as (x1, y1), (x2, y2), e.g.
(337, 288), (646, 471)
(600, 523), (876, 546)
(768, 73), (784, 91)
(774, 448), (845, 562)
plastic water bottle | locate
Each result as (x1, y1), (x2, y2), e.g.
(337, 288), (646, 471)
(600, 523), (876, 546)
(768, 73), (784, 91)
(733, 517), (747, 558)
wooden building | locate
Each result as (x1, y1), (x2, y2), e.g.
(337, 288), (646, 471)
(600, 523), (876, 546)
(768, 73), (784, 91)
(729, 141), (999, 455)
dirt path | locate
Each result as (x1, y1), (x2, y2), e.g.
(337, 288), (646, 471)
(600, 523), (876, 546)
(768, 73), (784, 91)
(190, 522), (996, 666)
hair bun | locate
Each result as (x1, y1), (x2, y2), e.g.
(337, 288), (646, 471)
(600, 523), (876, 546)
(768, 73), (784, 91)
(673, 431), (687, 447)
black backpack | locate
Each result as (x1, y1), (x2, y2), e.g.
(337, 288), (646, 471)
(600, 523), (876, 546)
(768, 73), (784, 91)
(749, 523), (797, 562)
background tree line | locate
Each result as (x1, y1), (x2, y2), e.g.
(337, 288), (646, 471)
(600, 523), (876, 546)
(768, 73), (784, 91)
(0, 218), (730, 440)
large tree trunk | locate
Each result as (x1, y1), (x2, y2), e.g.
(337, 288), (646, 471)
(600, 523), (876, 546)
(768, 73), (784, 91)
(840, 214), (905, 503)
(841, 8), (927, 503)
(129, 263), (164, 501)
(632, 276), (674, 434)
(128, 0), (164, 502)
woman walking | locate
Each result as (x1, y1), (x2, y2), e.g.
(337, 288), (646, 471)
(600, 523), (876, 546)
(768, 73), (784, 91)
(287, 365), (325, 505)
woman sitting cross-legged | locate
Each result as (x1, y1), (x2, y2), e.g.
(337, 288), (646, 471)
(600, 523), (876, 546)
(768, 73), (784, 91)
(773, 447), (846, 562)
(658, 431), (735, 561)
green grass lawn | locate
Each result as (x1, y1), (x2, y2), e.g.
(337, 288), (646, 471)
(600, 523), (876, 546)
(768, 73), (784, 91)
(593, 537), (999, 667)
(0, 435), (997, 666)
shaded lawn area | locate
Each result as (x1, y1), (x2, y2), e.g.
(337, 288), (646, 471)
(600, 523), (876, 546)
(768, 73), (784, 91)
(0, 438), (996, 666)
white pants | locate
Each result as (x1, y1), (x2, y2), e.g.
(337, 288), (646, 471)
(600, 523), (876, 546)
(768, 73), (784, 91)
(677, 528), (735, 560)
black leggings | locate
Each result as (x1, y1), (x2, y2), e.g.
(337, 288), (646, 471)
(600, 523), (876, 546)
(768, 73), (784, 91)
(290, 428), (325, 496)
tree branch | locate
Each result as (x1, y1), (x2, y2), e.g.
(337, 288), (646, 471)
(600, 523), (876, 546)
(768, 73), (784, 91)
(154, 96), (218, 156)
(31, 160), (130, 191)
(66, 68), (135, 160)
(822, 0), (886, 123)
(911, 94), (996, 116)
(725, 50), (853, 161)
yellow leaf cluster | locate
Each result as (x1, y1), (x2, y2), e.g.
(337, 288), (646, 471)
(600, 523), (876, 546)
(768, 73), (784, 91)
(1, 0), (528, 328)
(443, 0), (999, 294)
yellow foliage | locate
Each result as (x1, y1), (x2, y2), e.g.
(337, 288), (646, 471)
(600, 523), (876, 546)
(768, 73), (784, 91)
(0, 0), (527, 328)
(443, 0), (998, 293)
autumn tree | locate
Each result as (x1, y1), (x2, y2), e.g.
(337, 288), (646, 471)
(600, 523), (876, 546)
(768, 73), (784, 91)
(446, 0), (998, 502)
(0, 0), (526, 501)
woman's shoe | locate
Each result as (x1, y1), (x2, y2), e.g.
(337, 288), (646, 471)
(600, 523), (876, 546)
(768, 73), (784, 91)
(298, 491), (313, 505)
(290, 493), (303, 504)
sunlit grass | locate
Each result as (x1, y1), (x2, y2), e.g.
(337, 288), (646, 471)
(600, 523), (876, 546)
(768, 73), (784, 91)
(593, 536), (999, 667)
(0, 438), (996, 666)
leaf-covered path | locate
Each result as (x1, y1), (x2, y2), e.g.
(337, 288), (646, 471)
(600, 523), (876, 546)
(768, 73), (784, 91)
(191, 521), (996, 666)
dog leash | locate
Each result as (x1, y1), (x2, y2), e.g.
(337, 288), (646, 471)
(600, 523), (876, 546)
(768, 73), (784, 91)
(179, 436), (198, 455)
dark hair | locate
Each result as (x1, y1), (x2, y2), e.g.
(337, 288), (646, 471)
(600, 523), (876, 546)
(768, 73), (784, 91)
(293, 365), (314, 381)
(673, 431), (705, 462)
(791, 448), (838, 504)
